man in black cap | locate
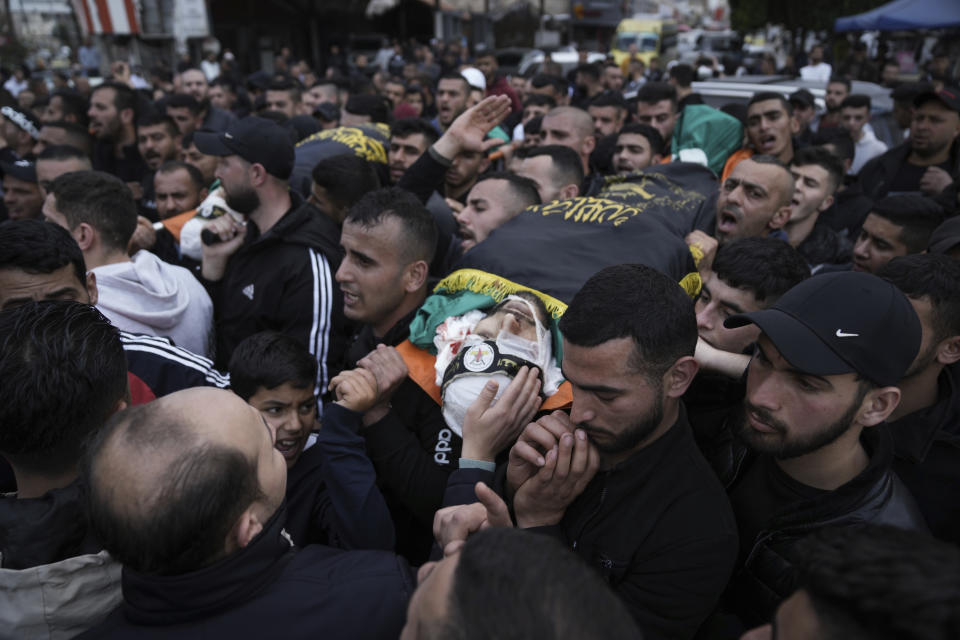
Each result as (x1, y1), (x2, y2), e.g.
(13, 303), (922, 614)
(858, 86), (960, 198)
(1, 157), (42, 220)
(712, 271), (929, 628)
(788, 89), (816, 148)
(1, 104), (40, 159)
(197, 116), (348, 392)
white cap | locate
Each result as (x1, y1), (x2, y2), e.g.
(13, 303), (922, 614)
(461, 67), (486, 92)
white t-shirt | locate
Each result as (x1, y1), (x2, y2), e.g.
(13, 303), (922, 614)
(850, 129), (888, 175)
(799, 62), (833, 83)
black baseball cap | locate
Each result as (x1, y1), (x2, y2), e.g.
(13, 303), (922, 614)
(788, 89), (815, 109)
(194, 116), (294, 180)
(914, 86), (960, 113)
(0, 157), (37, 183)
(725, 271), (920, 387)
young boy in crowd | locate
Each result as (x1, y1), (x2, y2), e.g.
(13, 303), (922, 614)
(229, 331), (395, 550)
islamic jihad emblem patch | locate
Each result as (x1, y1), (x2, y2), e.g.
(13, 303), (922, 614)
(463, 343), (495, 372)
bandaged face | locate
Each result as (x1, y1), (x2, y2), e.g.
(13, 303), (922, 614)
(439, 295), (560, 437)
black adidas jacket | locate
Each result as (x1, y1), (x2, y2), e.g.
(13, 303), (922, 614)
(204, 193), (350, 392)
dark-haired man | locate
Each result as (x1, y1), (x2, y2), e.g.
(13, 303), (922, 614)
(880, 254), (960, 543)
(265, 79), (302, 119)
(722, 92), (798, 182)
(33, 120), (92, 156)
(0, 218), (229, 396)
(196, 116), (347, 383)
(785, 146), (852, 272)
(0, 301), (127, 637)
(1, 157), (43, 220)
(389, 118), (438, 185)
(859, 86), (960, 198)
(852, 195), (945, 274)
(455, 171), (540, 252)
(87, 82), (149, 187)
(44, 170), (214, 357)
(490, 264), (739, 639)
(695, 237), (809, 366)
(817, 76), (851, 133)
(404, 527), (640, 640)
(612, 122), (664, 174)
(587, 91), (628, 138)
(434, 74), (470, 133)
(79, 387), (412, 638)
(36, 145), (92, 197)
(636, 82), (678, 140)
(841, 94), (887, 174)
(513, 145), (583, 202)
(42, 89), (89, 126)
(334, 187), (452, 563)
(718, 271), (928, 627)
(165, 93), (205, 138)
(741, 525), (960, 640)
(137, 113), (182, 215)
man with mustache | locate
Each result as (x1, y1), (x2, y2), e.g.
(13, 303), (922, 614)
(715, 271), (929, 629)
(136, 113), (181, 217)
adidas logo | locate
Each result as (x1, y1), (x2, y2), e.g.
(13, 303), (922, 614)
(242, 284), (254, 300)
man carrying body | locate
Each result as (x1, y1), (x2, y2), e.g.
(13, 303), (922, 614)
(454, 171), (540, 252)
(513, 145), (583, 202)
(446, 264), (739, 639)
(334, 187), (454, 563)
(858, 86), (960, 198)
(197, 116), (347, 384)
(700, 155), (794, 245)
(611, 123), (664, 175)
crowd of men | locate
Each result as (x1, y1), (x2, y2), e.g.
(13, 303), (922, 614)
(1, 36), (960, 640)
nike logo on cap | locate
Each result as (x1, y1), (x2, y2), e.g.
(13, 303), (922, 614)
(836, 329), (859, 338)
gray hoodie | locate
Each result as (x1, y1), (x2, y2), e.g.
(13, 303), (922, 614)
(94, 250), (214, 358)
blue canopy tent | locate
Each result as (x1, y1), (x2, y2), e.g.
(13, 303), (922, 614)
(835, 0), (960, 31)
